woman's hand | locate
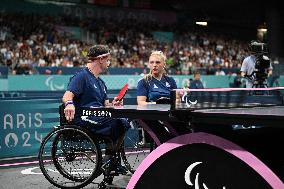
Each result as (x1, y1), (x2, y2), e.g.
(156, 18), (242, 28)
(176, 90), (184, 103)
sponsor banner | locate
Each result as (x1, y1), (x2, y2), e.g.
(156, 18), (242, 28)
(8, 75), (142, 91)
(0, 91), (63, 99)
(0, 79), (8, 91)
(8, 75), (68, 91)
(62, 5), (176, 24)
(0, 99), (60, 159)
(6, 75), (222, 91)
(1, 0), (175, 23)
(34, 67), (144, 75)
(7, 75), (284, 91)
(0, 99), (138, 160)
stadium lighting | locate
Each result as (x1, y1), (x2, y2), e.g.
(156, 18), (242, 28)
(257, 22), (267, 41)
(195, 22), (208, 26)
(257, 28), (267, 32)
(257, 22), (267, 32)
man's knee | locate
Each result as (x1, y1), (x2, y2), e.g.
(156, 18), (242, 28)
(119, 118), (130, 131)
(115, 122), (127, 136)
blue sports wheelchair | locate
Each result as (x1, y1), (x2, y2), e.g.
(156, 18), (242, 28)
(38, 104), (150, 189)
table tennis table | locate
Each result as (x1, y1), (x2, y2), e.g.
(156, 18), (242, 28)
(88, 104), (284, 126)
(81, 87), (284, 189)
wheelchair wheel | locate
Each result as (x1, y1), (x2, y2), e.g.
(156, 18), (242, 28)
(38, 125), (102, 189)
(120, 124), (154, 174)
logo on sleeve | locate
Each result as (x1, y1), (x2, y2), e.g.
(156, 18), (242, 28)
(166, 82), (170, 87)
(154, 84), (159, 88)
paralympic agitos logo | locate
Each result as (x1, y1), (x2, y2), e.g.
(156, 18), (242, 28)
(185, 162), (226, 189)
(182, 91), (197, 107)
(45, 76), (65, 91)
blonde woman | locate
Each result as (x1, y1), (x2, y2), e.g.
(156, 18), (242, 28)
(137, 51), (177, 105)
(136, 51), (181, 145)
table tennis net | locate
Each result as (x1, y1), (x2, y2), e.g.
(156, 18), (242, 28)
(172, 87), (284, 110)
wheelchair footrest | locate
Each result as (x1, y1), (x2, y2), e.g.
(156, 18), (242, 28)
(102, 158), (128, 176)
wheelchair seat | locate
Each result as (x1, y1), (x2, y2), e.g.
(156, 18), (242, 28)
(59, 103), (114, 142)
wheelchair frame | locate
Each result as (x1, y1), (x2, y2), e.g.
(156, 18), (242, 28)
(38, 104), (149, 189)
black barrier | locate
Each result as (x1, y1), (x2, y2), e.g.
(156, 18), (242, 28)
(0, 90), (138, 104)
(127, 133), (284, 189)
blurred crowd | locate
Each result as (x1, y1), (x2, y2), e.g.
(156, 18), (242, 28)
(0, 12), (249, 75)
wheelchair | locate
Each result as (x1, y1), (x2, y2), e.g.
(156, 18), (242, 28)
(38, 105), (151, 189)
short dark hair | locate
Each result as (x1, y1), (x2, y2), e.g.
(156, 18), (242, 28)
(87, 45), (110, 59)
(193, 71), (200, 76)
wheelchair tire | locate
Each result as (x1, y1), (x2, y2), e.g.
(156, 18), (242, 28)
(120, 126), (154, 174)
(38, 125), (102, 189)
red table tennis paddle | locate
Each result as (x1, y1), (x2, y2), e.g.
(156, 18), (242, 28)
(116, 83), (128, 101)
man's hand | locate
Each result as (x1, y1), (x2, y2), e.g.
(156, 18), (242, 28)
(64, 104), (75, 121)
(112, 97), (123, 106)
(268, 69), (273, 77)
(240, 71), (246, 78)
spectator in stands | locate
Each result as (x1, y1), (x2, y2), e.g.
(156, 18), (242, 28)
(62, 45), (130, 174)
(190, 71), (204, 89)
(230, 71), (245, 88)
(1, 12), (249, 75)
(215, 66), (226, 76)
(56, 69), (63, 75)
(136, 50), (177, 105)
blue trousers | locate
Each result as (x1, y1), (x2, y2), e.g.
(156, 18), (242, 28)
(75, 116), (130, 141)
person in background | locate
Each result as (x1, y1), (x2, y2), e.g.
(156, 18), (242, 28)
(240, 40), (272, 88)
(230, 72), (246, 88)
(190, 71), (204, 89)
